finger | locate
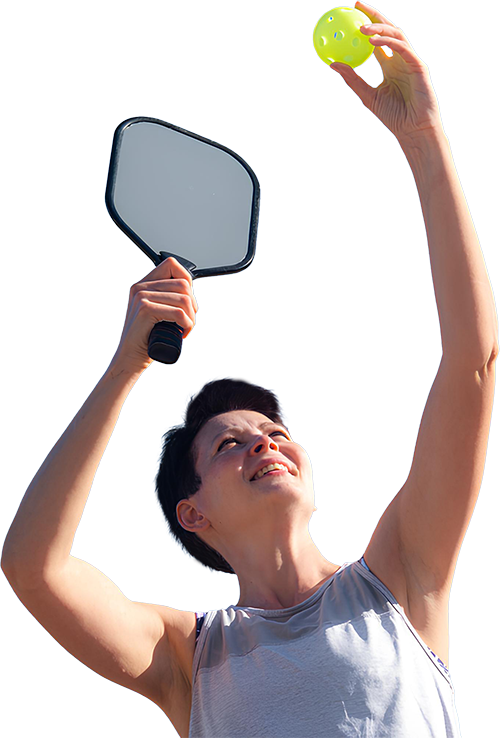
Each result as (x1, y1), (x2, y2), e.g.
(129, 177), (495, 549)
(137, 257), (197, 313)
(132, 277), (198, 314)
(354, 1), (396, 28)
(330, 63), (377, 110)
(143, 301), (195, 336)
(137, 289), (197, 325)
(134, 277), (193, 296)
(369, 35), (420, 66)
(359, 23), (416, 54)
(141, 256), (193, 286)
(360, 23), (405, 42)
(166, 256), (194, 285)
(360, 22), (407, 62)
(361, 24), (424, 72)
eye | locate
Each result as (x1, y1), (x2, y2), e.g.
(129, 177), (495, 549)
(217, 438), (236, 451)
(217, 431), (290, 451)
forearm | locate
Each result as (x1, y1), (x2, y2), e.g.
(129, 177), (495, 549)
(1, 359), (144, 587)
(400, 129), (499, 366)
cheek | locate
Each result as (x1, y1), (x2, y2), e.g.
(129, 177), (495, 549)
(217, 454), (241, 471)
(292, 442), (310, 463)
(211, 456), (245, 488)
(295, 447), (313, 478)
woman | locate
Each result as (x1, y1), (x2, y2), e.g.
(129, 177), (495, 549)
(2, 3), (497, 736)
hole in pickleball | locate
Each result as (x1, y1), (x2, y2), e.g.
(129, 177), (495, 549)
(352, 37), (360, 47)
(320, 36), (327, 46)
(333, 30), (345, 41)
(328, 16), (334, 22)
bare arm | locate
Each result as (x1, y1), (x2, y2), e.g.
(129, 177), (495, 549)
(332, 2), (499, 364)
(2, 363), (139, 585)
(1, 257), (198, 713)
(400, 129), (499, 367)
(363, 130), (498, 614)
(1, 256), (196, 584)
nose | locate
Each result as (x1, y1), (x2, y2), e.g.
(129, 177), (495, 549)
(250, 434), (279, 455)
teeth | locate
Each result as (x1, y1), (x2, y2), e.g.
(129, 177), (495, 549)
(254, 463), (288, 480)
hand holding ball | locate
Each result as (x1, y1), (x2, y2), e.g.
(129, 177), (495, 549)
(313, 6), (374, 69)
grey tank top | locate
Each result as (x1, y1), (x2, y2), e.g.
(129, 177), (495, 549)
(189, 558), (461, 737)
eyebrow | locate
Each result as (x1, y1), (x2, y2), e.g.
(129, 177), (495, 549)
(210, 421), (290, 451)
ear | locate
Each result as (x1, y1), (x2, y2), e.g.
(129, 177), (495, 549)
(176, 498), (210, 534)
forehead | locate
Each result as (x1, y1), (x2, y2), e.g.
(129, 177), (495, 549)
(194, 409), (280, 455)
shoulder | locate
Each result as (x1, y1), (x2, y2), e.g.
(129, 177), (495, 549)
(155, 605), (198, 689)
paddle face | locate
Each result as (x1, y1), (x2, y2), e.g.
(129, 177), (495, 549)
(105, 116), (260, 278)
(105, 117), (260, 363)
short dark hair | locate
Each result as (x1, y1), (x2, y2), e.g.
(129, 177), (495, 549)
(155, 378), (286, 574)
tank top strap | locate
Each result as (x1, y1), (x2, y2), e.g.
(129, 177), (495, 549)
(195, 611), (207, 643)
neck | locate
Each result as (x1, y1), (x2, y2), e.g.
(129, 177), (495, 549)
(232, 529), (339, 610)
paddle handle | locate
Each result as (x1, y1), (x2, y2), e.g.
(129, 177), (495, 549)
(148, 320), (184, 364)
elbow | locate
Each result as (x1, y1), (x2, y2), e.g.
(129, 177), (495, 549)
(1, 542), (37, 591)
(1, 528), (20, 581)
(1, 552), (18, 586)
(474, 337), (498, 369)
(482, 343), (499, 372)
(488, 344), (499, 364)
(1, 558), (43, 592)
(474, 345), (498, 385)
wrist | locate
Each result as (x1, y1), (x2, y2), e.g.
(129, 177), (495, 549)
(397, 126), (449, 160)
(398, 127), (453, 196)
(104, 352), (150, 389)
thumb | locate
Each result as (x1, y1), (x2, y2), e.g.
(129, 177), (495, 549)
(330, 62), (376, 110)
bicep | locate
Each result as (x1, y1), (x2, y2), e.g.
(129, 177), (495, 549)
(9, 555), (184, 707)
(397, 353), (496, 592)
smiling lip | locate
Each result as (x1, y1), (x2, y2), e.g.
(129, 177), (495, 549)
(250, 458), (293, 482)
(254, 468), (288, 480)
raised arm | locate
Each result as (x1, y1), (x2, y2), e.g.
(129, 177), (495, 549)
(398, 123), (498, 367)
(334, 3), (498, 610)
(1, 257), (198, 719)
(366, 119), (498, 602)
(1, 258), (198, 584)
(3, 361), (138, 584)
(2, 256), (197, 581)
(331, 1), (498, 362)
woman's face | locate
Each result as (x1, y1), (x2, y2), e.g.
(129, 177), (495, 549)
(176, 410), (315, 545)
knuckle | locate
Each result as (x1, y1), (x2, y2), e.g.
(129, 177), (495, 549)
(175, 306), (191, 327)
(179, 292), (191, 310)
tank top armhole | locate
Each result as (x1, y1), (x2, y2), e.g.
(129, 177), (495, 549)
(360, 555), (371, 573)
(195, 611), (207, 644)
(357, 556), (452, 681)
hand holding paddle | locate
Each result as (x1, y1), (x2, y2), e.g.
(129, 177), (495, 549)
(112, 257), (198, 374)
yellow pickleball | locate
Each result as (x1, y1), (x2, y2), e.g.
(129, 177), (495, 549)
(313, 6), (375, 69)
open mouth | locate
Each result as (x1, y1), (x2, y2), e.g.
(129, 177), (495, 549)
(250, 469), (290, 482)
(251, 462), (290, 481)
